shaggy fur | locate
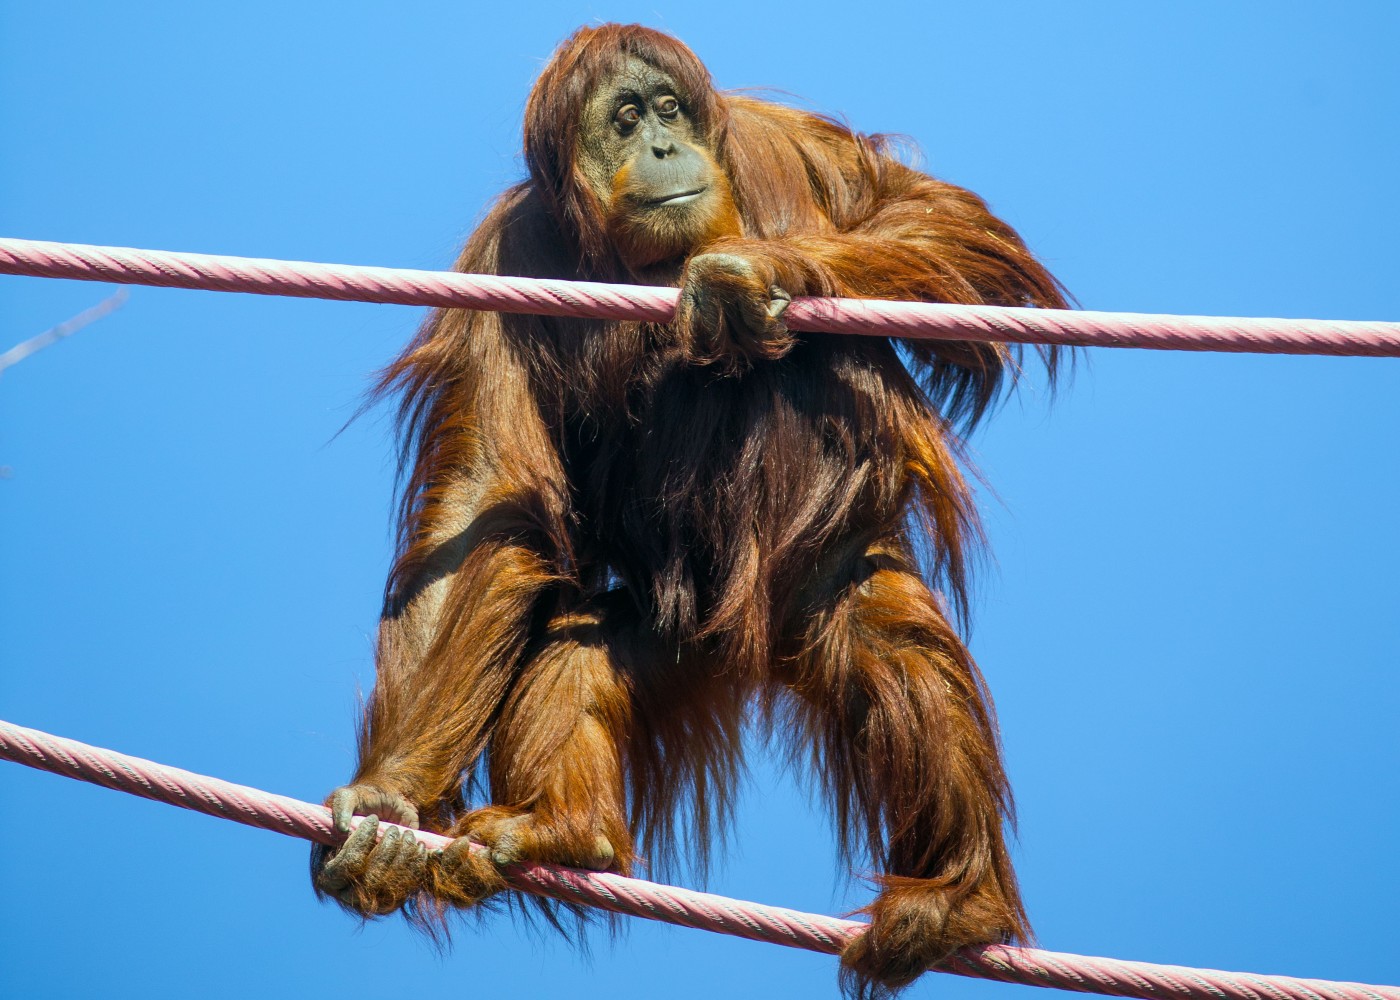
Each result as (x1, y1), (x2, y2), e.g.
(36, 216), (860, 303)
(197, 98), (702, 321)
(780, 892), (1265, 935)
(315, 23), (1068, 997)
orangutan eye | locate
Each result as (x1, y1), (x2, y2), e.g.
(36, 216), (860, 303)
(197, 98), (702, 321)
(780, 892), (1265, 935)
(616, 104), (642, 127)
(656, 96), (680, 119)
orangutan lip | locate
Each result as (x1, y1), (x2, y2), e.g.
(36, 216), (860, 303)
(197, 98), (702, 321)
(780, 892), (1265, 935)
(648, 187), (707, 206)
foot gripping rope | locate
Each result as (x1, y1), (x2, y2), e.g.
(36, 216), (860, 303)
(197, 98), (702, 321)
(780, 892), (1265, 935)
(1, 719), (1394, 1000)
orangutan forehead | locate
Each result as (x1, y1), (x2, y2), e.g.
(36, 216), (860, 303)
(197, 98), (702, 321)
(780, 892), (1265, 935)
(582, 57), (681, 116)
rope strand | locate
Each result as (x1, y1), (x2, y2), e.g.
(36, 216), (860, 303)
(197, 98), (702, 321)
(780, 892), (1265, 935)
(2, 718), (1393, 1000)
(3, 236), (1399, 356)
(3, 236), (1394, 988)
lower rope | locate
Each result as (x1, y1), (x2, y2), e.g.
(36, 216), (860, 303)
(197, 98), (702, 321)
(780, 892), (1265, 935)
(1, 718), (1393, 1000)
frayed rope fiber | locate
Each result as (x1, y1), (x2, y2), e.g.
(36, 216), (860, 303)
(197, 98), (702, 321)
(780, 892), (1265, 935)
(2, 718), (1395, 1000)
(3, 237), (1400, 356)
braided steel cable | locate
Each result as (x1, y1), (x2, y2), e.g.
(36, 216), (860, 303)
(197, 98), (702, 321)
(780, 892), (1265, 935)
(2, 718), (1395, 1000)
(3, 237), (1399, 356)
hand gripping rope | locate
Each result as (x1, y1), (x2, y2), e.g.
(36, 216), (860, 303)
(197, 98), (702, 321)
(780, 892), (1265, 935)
(2, 240), (1396, 995)
(2, 720), (1396, 1000)
(3, 236), (1400, 356)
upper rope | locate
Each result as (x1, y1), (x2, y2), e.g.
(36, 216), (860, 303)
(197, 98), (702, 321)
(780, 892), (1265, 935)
(3, 236), (1399, 357)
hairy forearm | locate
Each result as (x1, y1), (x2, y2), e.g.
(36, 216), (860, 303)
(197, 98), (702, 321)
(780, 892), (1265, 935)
(707, 175), (1065, 310)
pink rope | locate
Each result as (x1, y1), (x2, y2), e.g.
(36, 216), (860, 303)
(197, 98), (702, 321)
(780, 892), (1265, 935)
(2, 718), (1394, 1000)
(3, 236), (1399, 357)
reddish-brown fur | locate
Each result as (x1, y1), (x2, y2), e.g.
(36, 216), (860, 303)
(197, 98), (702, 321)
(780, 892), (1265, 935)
(320, 23), (1068, 997)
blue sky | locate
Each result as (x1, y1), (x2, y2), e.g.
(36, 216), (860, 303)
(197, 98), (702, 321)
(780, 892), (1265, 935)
(1, 3), (1396, 998)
